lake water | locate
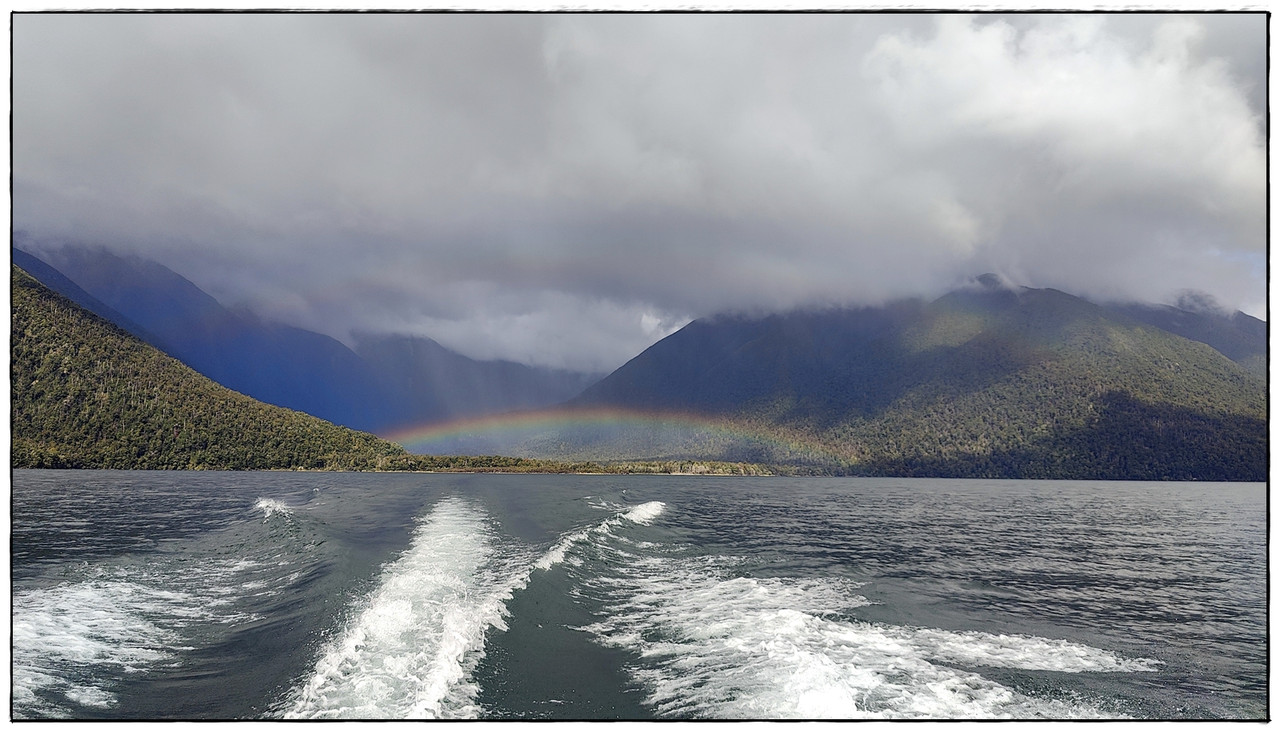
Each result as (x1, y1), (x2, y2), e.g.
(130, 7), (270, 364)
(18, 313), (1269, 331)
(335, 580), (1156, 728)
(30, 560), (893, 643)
(10, 470), (1267, 720)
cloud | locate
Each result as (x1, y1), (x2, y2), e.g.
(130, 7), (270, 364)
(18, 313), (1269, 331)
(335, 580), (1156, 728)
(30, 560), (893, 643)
(12, 13), (1267, 370)
(860, 14), (1265, 306)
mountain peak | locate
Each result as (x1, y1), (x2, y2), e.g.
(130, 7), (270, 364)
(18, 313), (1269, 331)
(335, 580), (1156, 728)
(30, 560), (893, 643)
(973, 272), (1019, 291)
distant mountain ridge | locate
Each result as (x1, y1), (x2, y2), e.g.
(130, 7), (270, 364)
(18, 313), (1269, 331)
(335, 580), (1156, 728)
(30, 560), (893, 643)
(556, 276), (1266, 480)
(13, 242), (601, 434)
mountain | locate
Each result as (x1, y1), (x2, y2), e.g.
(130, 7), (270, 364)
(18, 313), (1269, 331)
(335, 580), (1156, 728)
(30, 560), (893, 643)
(15, 239), (1264, 480)
(12, 243), (600, 434)
(560, 276), (1266, 480)
(353, 333), (600, 426)
(16, 243), (391, 432)
(11, 246), (159, 345)
(11, 265), (408, 470)
(1106, 301), (1266, 378)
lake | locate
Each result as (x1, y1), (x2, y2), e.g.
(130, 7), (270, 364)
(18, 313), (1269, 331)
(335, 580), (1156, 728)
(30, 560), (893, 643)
(10, 470), (1267, 719)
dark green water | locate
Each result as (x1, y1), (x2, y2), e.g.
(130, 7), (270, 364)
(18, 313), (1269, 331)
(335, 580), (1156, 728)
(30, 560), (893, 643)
(10, 471), (1267, 719)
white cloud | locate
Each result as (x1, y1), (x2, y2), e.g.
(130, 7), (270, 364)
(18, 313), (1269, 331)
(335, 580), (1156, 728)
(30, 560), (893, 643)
(12, 13), (1267, 370)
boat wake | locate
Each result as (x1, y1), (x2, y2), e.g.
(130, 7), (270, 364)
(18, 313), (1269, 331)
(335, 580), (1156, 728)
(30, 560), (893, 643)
(12, 493), (331, 719)
(571, 529), (1161, 719)
(12, 556), (291, 718)
(281, 497), (666, 719)
(15, 486), (1166, 721)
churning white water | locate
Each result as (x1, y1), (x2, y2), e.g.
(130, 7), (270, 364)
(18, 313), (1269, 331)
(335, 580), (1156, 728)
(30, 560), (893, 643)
(575, 538), (1160, 719)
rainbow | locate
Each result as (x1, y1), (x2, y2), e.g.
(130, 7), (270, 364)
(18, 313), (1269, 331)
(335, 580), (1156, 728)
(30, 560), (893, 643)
(382, 406), (852, 465)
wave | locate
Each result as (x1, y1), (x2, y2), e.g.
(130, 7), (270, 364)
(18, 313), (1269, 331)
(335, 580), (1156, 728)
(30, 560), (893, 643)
(537, 501), (665, 571)
(283, 497), (524, 719)
(12, 580), (194, 717)
(575, 548), (1158, 719)
(904, 626), (1161, 674)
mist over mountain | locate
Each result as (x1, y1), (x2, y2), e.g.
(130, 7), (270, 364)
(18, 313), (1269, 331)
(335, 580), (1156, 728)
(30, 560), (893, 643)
(352, 332), (600, 428)
(12, 246), (159, 346)
(573, 277), (1265, 415)
(14, 244), (601, 435)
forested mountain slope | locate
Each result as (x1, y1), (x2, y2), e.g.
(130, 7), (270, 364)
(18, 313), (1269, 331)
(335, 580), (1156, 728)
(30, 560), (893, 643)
(567, 277), (1267, 480)
(1107, 301), (1266, 378)
(11, 265), (409, 470)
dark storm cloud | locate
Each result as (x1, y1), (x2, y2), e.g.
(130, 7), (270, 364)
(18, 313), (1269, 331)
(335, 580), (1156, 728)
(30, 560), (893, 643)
(12, 12), (1267, 371)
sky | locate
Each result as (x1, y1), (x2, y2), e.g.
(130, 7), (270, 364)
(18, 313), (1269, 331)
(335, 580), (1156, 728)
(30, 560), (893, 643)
(11, 11), (1268, 373)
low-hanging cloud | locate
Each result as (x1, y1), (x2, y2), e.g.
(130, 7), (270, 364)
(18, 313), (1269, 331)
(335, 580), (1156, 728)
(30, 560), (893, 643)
(12, 13), (1266, 372)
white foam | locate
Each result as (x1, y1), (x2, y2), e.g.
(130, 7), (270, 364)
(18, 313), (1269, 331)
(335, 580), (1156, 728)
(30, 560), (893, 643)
(12, 580), (197, 716)
(537, 501), (665, 571)
(284, 496), (671, 719)
(63, 685), (116, 709)
(623, 501), (666, 525)
(284, 497), (531, 719)
(579, 551), (1150, 719)
(907, 627), (1162, 674)
(254, 497), (293, 519)
(11, 549), (288, 718)
(536, 526), (593, 571)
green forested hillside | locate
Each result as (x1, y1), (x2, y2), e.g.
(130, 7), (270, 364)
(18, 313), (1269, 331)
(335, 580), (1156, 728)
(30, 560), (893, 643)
(813, 287), (1267, 479)
(11, 265), (408, 470)
(569, 281), (1268, 480)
